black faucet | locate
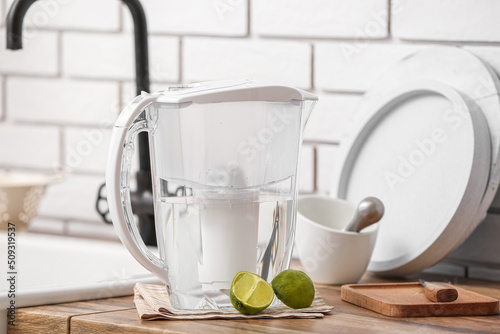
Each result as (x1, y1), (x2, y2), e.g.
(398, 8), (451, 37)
(6, 0), (157, 246)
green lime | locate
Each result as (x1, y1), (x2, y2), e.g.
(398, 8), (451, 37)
(271, 269), (315, 309)
(230, 271), (274, 315)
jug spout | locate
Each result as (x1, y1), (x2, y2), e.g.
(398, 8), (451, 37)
(301, 99), (317, 131)
(292, 86), (318, 131)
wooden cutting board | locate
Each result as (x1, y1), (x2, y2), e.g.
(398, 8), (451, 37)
(341, 282), (499, 317)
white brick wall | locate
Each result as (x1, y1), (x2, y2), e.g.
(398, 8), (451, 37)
(0, 78), (3, 120)
(6, 77), (119, 125)
(0, 0), (5, 27)
(183, 37), (311, 88)
(6, 0), (120, 32)
(315, 43), (425, 92)
(0, 123), (60, 170)
(304, 94), (361, 143)
(0, 30), (58, 76)
(64, 127), (112, 174)
(62, 33), (136, 81)
(253, 0), (388, 38)
(123, 0), (247, 36)
(1, 0), (499, 278)
(63, 33), (179, 83)
(393, 0), (500, 42)
(316, 145), (340, 194)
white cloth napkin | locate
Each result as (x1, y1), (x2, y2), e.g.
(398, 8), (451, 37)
(133, 283), (333, 320)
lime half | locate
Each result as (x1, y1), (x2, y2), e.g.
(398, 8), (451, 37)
(271, 269), (315, 309)
(230, 271), (274, 315)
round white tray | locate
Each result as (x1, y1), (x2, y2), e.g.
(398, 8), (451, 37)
(331, 80), (492, 276)
(348, 47), (500, 223)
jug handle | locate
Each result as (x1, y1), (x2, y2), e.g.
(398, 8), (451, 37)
(106, 93), (169, 282)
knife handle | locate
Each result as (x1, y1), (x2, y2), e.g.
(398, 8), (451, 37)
(424, 282), (458, 302)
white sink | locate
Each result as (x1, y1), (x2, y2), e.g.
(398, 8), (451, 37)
(0, 232), (160, 333)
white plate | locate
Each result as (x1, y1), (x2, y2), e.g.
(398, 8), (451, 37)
(331, 80), (492, 276)
(346, 47), (500, 221)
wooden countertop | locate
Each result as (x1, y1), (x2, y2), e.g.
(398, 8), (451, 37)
(8, 271), (500, 334)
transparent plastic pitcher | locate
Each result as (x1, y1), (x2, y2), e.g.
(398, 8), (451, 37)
(106, 80), (317, 310)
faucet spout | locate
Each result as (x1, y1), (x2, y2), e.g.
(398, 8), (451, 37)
(6, 0), (37, 50)
(6, 0), (150, 94)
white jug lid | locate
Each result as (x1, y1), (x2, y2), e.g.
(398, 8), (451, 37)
(153, 79), (318, 104)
